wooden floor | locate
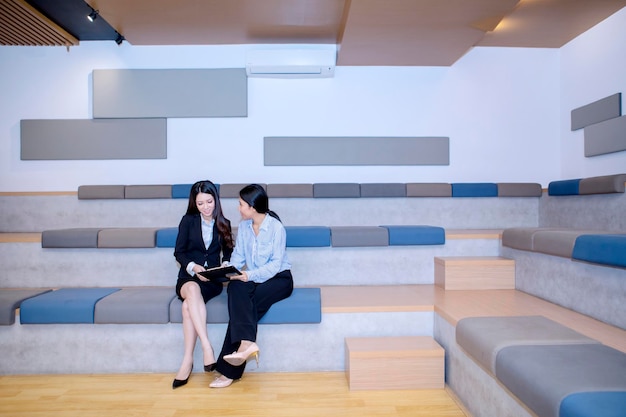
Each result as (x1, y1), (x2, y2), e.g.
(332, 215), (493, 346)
(0, 372), (468, 417)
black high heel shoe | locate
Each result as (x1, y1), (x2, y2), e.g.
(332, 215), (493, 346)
(204, 363), (217, 372)
(172, 364), (193, 389)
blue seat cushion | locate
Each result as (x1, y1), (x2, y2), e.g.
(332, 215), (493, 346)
(286, 226), (331, 247)
(572, 234), (626, 268)
(548, 179), (581, 196)
(261, 287), (321, 324)
(382, 225), (445, 245)
(172, 183), (221, 198)
(171, 184), (193, 198)
(20, 288), (120, 324)
(156, 227), (178, 248)
(451, 183), (498, 197)
(560, 391), (626, 417)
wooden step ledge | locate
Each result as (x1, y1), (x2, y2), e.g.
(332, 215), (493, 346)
(345, 336), (444, 390)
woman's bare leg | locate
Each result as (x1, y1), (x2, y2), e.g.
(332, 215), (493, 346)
(174, 299), (197, 380)
(179, 281), (215, 367)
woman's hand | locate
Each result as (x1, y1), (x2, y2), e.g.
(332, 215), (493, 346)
(193, 265), (209, 282)
(231, 271), (249, 282)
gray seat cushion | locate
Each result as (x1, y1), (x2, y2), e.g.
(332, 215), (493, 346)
(496, 344), (626, 417)
(77, 185), (125, 199)
(266, 183), (313, 198)
(330, 226), (389, 247)
(405, 183), (452, 197)
(456, 315), (598, 375)
(0, 289), (52, 325)
(532, 229), (611, 258)
(359, 183), (406, 197)
(169, 291), (229, 323)
(94, 287), (176, 324)
(501, 227), (563, 251)
(97, 228), (159, 248)
(313, 183), (360, 198)
(124, 185), (172, 199)
(578, 173), (626, 195)
(41, 228), (101, 248)
(497, 182), (542, 197)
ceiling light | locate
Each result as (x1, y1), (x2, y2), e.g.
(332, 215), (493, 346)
(87, 9), (99, 22)
(115, 32), (124, 45)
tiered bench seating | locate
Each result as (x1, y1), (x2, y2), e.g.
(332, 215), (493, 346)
(2, 173), (626, 416)
(77, 181), (543, 199)
(41, 225), (447, 248)
(547, 173), (626, 195)
(456, 316), (626, 417)
(12, 287), (322, 325)
(502, 227), (626, 267)
(501, 227), (626, 331)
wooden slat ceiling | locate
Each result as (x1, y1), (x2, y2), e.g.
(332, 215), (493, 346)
(0, 0), (78, 47)
(2, 0), (625, 66)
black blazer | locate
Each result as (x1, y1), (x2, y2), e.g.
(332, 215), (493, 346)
(174, 213), (233, 279)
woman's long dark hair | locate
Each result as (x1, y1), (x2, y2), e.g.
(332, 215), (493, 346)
(239, 184), (281, 222)
(187, 180), (234, 249)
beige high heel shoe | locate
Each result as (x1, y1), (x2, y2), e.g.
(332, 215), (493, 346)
(223, 342), (260, 367)
(209, 375), (234, 388)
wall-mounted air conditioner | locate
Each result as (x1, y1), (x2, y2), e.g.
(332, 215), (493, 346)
(246, 48), (336, 78)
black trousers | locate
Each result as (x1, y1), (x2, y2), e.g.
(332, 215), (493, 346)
(215, 270), (293, 380)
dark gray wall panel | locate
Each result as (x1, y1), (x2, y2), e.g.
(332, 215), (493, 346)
(571, 93), (621, 131)
(93, 68), (247, 118)
(21, 119), (167, 160)
(264, 137), (449, 166)
(584, 115), (626, 157)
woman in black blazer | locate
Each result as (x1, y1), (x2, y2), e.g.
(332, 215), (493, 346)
(172, 180), (234, 389)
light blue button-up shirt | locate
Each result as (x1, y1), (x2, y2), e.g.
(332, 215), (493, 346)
(229, 214), (291, 283)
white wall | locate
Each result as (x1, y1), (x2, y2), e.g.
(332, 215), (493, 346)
(560, 7), (626, 179)
(1, 7), (622, 192)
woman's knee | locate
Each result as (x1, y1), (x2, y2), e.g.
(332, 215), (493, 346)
(181, 281), (201, 299)
(227, 280), (250, 294)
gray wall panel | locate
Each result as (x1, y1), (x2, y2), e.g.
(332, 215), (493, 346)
(584, 115), (626, 157)
(264, 137), (449, 166)
(571, 93), (621, 131)
(93, 68), (247, 118)
(20, 119), (167, 160)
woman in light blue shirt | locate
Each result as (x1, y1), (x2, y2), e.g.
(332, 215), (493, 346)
(210, 184), (293, 388)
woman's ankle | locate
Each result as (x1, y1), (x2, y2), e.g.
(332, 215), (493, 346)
(238, 340), (255, 351)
